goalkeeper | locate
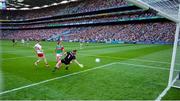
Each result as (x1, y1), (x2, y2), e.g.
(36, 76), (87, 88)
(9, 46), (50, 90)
(53, 50), (83, 72)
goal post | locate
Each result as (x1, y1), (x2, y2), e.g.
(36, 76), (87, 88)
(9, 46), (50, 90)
(171, 24), (180, 89)
(169, 3), (180, 87)
(169, 22), (180, 89)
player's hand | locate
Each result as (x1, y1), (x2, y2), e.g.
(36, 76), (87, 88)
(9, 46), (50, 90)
(79, 64), (84, 68)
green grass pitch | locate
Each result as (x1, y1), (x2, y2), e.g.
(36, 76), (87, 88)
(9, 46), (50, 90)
(0, 40), (180, 100)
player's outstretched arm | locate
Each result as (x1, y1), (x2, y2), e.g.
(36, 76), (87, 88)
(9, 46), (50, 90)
(74, 59), (83, 68)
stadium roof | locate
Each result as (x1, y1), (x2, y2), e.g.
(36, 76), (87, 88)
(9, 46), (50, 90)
(5, 0), (79, 10)
(127, 0), (180, 22)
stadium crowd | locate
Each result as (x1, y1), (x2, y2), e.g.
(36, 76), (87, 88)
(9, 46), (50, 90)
(67, 23), (175, 43)
(2, 0), (129, 20)
(2, 11), (156, 28)
(1, 22), (176, 44)
(0, 0), (176, 45)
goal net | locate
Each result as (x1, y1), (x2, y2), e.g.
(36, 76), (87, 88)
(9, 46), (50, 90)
(127, 0), (180, 89)
(127, 0), (180, 22)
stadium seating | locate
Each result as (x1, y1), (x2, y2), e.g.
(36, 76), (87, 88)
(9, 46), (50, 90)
(0, 0), (175, 44)
(1, 22), (175, 44)
(2, 0), (129, 20)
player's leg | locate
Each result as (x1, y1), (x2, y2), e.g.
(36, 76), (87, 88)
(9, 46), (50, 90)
(34, 53), (44, 66)
(56, 55), (60, 63)
(56, 56), (58, 62)
(56, 54), (62, 62)
(34, 57), (42, 66)
(13, 42), (15, 47)
(52, 60), (63, 72)
(80, 43), (83, 49)
(56, 59), (62, 68)
(43, 55), (49, 67)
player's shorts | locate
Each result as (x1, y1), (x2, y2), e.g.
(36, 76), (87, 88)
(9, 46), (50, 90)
(56, 53), (63, 57)
(37, 53), (44, 58)
(61, 59), (70, 65)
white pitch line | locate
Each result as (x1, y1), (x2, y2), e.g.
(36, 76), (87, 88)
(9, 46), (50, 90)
(117, 62), (170, 71)
(155, 75), (179, 101)
(0, 62), (116, 95)
(0, 62), (171, 96)
(172, 85), (180, 89)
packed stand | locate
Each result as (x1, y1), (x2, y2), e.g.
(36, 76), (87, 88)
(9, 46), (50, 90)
(2, 11), (156, 29)
(1, 22), (176, 44)
(1, 0), (129, 20)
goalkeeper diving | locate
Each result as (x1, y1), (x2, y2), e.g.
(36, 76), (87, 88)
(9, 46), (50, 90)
(52, 50), (84, 72)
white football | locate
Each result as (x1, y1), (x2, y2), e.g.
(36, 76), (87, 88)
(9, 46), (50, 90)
(95, 58), (100, 63)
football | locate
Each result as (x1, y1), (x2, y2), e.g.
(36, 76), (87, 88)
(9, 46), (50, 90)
(95, 58), (100, 63)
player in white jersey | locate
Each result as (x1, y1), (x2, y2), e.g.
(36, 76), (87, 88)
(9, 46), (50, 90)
(34, 41), (49, 67)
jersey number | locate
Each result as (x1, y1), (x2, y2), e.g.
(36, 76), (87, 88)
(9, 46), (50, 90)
(68, 55), (71, 59)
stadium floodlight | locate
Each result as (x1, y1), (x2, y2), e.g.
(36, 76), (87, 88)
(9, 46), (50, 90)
(126, 0), (180, 100)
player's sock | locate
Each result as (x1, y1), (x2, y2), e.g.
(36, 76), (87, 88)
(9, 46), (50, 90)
(36, 59), (41, 63)
(34, 62), (37, 66)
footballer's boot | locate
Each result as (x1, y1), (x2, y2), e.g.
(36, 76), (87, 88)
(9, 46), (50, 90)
(65, 66), (69, 70)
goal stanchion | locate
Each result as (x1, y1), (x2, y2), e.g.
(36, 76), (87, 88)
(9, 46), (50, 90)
(169, 4), (180, 89)
(168, 22), (180, 88)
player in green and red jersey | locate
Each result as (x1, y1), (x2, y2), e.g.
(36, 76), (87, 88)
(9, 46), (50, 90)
(55, 41), (65, 62)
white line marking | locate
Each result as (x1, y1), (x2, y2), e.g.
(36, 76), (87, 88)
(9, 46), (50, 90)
(117, 62), (170, 71)
(155, 75), (179, 101)
(172, 85), (180, 89)
(0, 62), (171, 96)
(0, 62), (116, 95)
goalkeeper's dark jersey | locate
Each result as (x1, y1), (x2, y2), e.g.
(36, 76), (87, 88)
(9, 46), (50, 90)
(62, 52), (76, 65)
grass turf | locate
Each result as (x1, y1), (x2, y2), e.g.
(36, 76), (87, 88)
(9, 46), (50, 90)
(0, 40), (180, 100)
